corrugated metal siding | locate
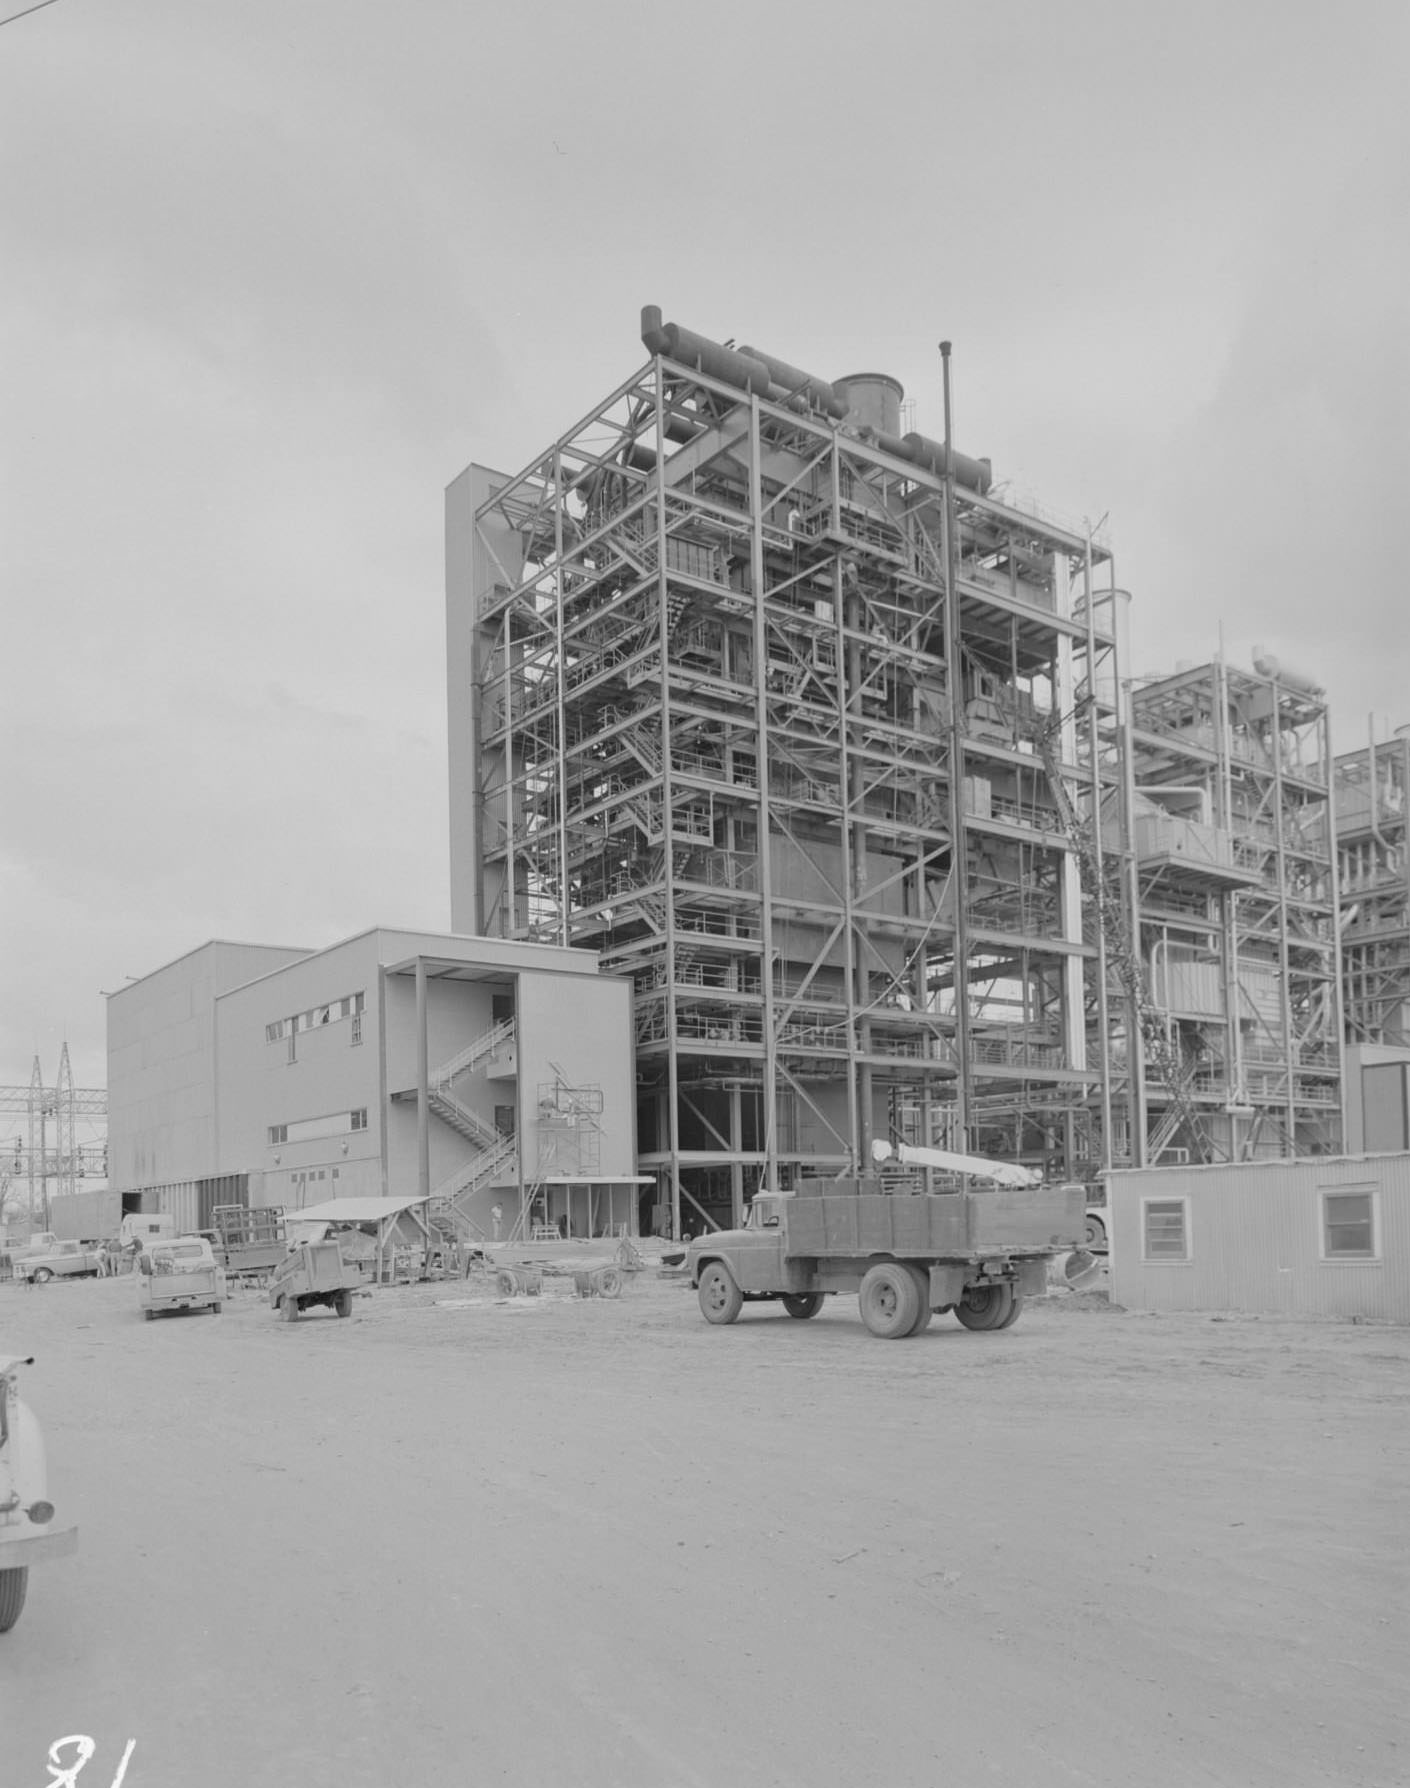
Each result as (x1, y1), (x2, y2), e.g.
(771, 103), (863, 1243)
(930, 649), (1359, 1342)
(1109, 1154), (1410, 1322)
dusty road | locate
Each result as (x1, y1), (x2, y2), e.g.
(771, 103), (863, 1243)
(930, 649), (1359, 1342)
(1, 1265), (1405, 1788)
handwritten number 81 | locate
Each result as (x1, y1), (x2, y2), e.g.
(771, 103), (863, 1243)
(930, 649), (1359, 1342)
(46, 1737), (136, 1788)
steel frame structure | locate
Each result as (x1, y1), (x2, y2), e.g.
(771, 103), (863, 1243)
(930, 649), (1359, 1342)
(1336, 729), (1410, 1046)
(1127, 662), (1343, 1160)
(451, 332), (1130, 1234)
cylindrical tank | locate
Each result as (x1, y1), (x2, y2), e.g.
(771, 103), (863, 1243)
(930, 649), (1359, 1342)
(900, 431), (994, 495)
(1251, 648), (1325, 697)
(834, 373), (905, 439)
(737, 344), (848, 419)
(641, 306), (772, 397)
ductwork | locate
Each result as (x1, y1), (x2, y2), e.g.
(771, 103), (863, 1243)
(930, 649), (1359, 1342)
(640, 307), (996, 490)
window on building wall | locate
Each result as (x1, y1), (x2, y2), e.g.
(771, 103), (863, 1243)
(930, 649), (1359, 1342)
(272, 1110), (370, 1148)
(1142, 1198), (1190, 1262)
(1321, 1190), (1377, 1260)
(268, 993), (366, 1048)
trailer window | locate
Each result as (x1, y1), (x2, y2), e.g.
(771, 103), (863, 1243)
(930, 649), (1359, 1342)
(1141, 1198), (1189, 1262)
(1321, 1190), (1377, 1260)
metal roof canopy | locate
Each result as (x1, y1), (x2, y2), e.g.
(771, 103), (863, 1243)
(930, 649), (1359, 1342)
(383, 955), (516, 985)
(538, 1176), (653, 1185)
(286, 1195), (433, 1285)
(286, 1196), (428, 1223)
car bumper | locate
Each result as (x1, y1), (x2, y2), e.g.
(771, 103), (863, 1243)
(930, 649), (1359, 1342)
(0, 1523), (78, 1564)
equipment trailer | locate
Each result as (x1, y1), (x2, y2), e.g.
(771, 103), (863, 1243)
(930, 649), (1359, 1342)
(686, 1143), (1083, 1339)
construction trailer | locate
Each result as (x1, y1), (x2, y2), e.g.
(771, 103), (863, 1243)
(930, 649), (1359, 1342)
(446, 308), (1344, 1236)
(1336, 726), (1410, 1048)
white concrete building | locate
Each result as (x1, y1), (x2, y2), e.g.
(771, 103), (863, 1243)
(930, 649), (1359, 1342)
(107, 928), (639, 1242)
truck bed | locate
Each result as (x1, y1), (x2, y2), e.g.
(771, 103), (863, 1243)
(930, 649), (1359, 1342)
(782, 1186), (1083, 1259)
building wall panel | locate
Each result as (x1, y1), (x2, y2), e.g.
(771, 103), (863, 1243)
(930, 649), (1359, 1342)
(1109, 1154), (1410, 1322)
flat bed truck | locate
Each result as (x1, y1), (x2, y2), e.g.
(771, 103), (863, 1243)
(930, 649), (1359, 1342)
(687, 1143), (1083, 1339)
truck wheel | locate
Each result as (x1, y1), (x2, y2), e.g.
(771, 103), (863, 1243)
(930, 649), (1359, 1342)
(858, 1262), (921, 1339)
(143, 1308), (155, 1322)
(594, 1266), (624, 1299)
(495, 1269), (519, 1298)
(904, 1266), (933, 1335)
(31, 1268), (53, 1285)
(0, 1567), (29, 1633)
(698, 1263), (743, 1325)
(282, 1294), (300, 1322)
(334, 1290), (353, 1318)
(996, 1292), (1025, 1330)
(955, 1283), (1016, 1331)
(780, 1293), (824, 1320)
(1084, 1214), (1107, 1249)
(211, 1301), (223, 1315)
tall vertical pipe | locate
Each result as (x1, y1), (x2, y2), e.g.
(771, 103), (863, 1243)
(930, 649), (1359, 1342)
(415, 957), (430, 1208)
(940, 342), (972, 1143)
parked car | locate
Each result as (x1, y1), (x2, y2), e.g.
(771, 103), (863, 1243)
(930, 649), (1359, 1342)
(0, 1355), (78, 1633)
(17, 1240), (105, 1284)
(137, 1237), (226, 1320)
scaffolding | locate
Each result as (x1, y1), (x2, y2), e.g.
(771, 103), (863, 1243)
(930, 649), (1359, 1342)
(1127, 661), (1343, 1160)
(448, 308), (1344, 1231)
(1336, 728), (1410, 1046)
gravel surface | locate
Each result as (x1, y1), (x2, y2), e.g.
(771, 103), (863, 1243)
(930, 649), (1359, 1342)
(2, 1268), (1405, 1787)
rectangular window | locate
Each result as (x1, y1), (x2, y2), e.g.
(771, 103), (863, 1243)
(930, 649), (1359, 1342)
(265, 1020), (286, 1044)
(1321, 1190), (1377, 1260)
(1142, 1198), (1190, 1262)
(351, 1012), (363, 1046)
(275, 1110), (370, 1147)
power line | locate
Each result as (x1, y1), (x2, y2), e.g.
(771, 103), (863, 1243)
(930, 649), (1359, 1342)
(0, 0), (62, 27)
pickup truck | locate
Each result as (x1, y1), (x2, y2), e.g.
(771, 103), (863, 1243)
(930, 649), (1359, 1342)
(687, 1165), (1083, 1339)
(16, 1240), (105, 1284)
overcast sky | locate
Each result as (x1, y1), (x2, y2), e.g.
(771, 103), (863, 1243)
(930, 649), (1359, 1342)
(4, 0), (1407, 1091)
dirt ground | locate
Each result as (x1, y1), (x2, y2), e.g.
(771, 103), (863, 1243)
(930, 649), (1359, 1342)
(2, 1260), (1405, 1788)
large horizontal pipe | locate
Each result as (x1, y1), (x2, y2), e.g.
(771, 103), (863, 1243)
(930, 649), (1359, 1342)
(737, 344), (848, 420)
(899, 432), (994, 495)
(641, 306), (772, 397)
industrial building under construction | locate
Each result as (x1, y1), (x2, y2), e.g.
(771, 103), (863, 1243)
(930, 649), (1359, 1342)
(446, 307), (1345, 1236)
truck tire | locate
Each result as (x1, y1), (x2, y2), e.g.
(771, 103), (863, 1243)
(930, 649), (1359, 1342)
(334, 1290), (353, 1318)
(0, 1567), (29, 1633)
(211, 1302), (223, 1315)
(143, 1308), (156, 1322)
(31, 1268), (53, 1285)
(858, 1262), (921, 1339)
(1084, 1214), (1107, 1249)
(996, 1292), (1025, 1330)
(594, 1267), (623, 1299)
(495, 1269), (519, 1298)
(282, 1294), (300, 1323)
(904, 1266), (934, 1335)
(780, 1293), (823, 1320)
(698, 1263), (744, 1325)
(955, 1283), (1017, 1331)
